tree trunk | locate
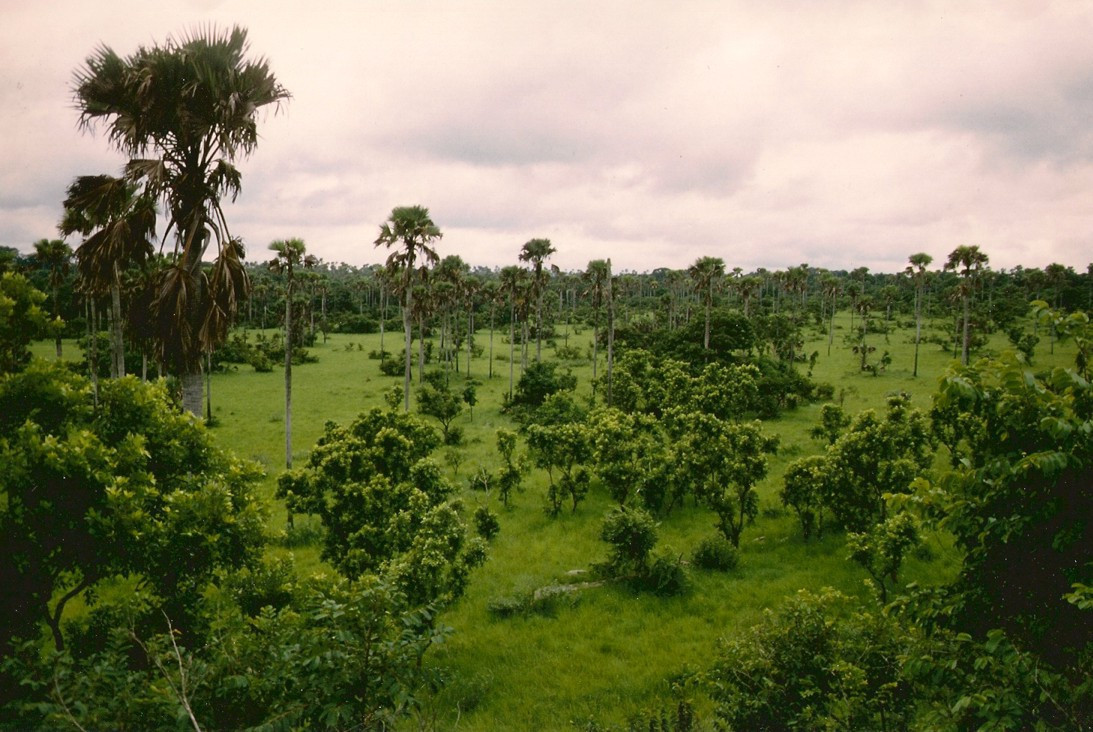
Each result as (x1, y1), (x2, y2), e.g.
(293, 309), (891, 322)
(403, 290), (412, 412)
(961, 292), (971, 365)
(508, 304), (515, 399)
(181, 369), (203, 417)
(53, 285), (62, 359)
(607, 278), (615, 405)
(913, 288), (922, 377)
(205, 353), (213, 422)
(111, 275), (125, 378)
(285, 286), (293, 469)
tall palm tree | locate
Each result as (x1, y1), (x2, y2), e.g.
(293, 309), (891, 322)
(583, 259), (614, 403)
(72, 25), (290, 415)
(688, 256), (724, 351)
(519, 238), (556, 361)
(499, 265), (526, 400)
(268, 238), (315, 473)
(944, 245), (989, 365)
(374, 205), (441, 411)
(33, 239), (73, 358)
(905, 252), (933, 376)
(60, 174), (157, 379)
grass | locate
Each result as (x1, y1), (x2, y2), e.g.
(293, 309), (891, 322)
(29, 311), (1080, 729)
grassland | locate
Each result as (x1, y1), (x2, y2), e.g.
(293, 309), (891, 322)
(31, 312), (1078, 729)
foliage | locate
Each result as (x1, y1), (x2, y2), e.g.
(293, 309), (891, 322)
(691, 535), (740, 572)
(72, 26), (289, 411)
(0, 273), (52, 373)
(276, 408), (486, 606)
(526, 421), (593, 516)
(642, 551), (691, 597)
(820, 393), (933, 533)
(780, 454), (830, 540)
(916, 345), (1093, 668)
(494, 428), (528, 508)
(668, 412), (777, 546)
(847, 512), (920, 604)
(709, 588), (914, 731)
(3, 575), (446, 730)
(587, 407), (667, 508)
(474, 506), (501, 541)
(0, 362), (265, 710)
(507, 360), (577, 413)
(810, 402), (850, 445)
(417, 370), (464, 444)
(599, 505), (659, 576)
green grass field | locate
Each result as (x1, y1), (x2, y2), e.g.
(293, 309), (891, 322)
(30, 312), (1078, 729)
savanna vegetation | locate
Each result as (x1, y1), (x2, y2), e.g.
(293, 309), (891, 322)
(2, 23), (1092, 732)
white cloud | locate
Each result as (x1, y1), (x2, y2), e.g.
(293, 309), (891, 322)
(3, 1), (1092, 274)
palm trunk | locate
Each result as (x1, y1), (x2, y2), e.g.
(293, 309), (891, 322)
(403, 291), (413, 412)
(181, 369), (203, 417)
(591, 303), (600, 399)
(607, 277), (615, 405)
(110, 273), (125, 378)
(508, 304), (515, 399)
(417, 313), (425, 385)
(88, 299), (99, 406)
(488, 308), (495, 379)
(912, 288), (922, 377)
(467, 308), (473, 378)
(961, 293), (970, 365)
(285, 284), (293, 469)
(206, 351), (213, 421)
(53, 286), (62, 359)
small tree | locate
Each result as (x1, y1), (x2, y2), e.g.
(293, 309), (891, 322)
(494, 428), (527, 508)
(526, 422), (593, 516)
(847, 512), (920, 604)
(0, 273), (52, 374)
(781, 454), (831, 540)
(417, 370), (463, 444)
(599, 505), (658, 576)
(277, 408), (485, 606)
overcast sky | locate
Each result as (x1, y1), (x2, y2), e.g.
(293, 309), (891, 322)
(4, 1), (1093, 274)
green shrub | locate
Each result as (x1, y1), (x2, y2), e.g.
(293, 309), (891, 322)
(641, 551), (690, 596)
(691, 535), (739, 571)
(474, 506), (500, 541)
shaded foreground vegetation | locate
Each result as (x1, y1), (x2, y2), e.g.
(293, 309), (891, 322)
(3, 287), (1091, 728)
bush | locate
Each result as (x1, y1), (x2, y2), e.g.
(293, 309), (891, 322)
(380, 355), (405, 376)
(508, 361), (577, 411)
(691, 535), (739, 571)
(600, 505), (658, 574)
(332, 314), (377, 334)
(473, 506), (500, 540)
(641, 551), (690, 596)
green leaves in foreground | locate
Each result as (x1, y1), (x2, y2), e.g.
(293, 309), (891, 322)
(277, 407), (486, 606)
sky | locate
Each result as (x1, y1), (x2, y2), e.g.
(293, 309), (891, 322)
(3, 1), (1093, 275)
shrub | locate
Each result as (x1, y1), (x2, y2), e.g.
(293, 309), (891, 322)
(691, 535), (739, 571)
(473, 506), (500, 541)
(641, 551), (690, 596)
(600, 505), (658, 575)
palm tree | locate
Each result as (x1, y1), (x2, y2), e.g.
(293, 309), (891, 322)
(688, 256), (725, 351)
(268, 238), (315, 473)
(519, 238), (556, 361)
(374, 205), (442, 411)
(60, 174), (157, 379)
(944, 245), (989, 365)
(905, 253), (933, 376)
(72, 25), (289, 415)
(33, 239), (73, 358)
(583, 259), (614, 404)
(499, 265), (526, 400)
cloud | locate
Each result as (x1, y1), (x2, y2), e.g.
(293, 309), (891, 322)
(3, 1), (1093, 274)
